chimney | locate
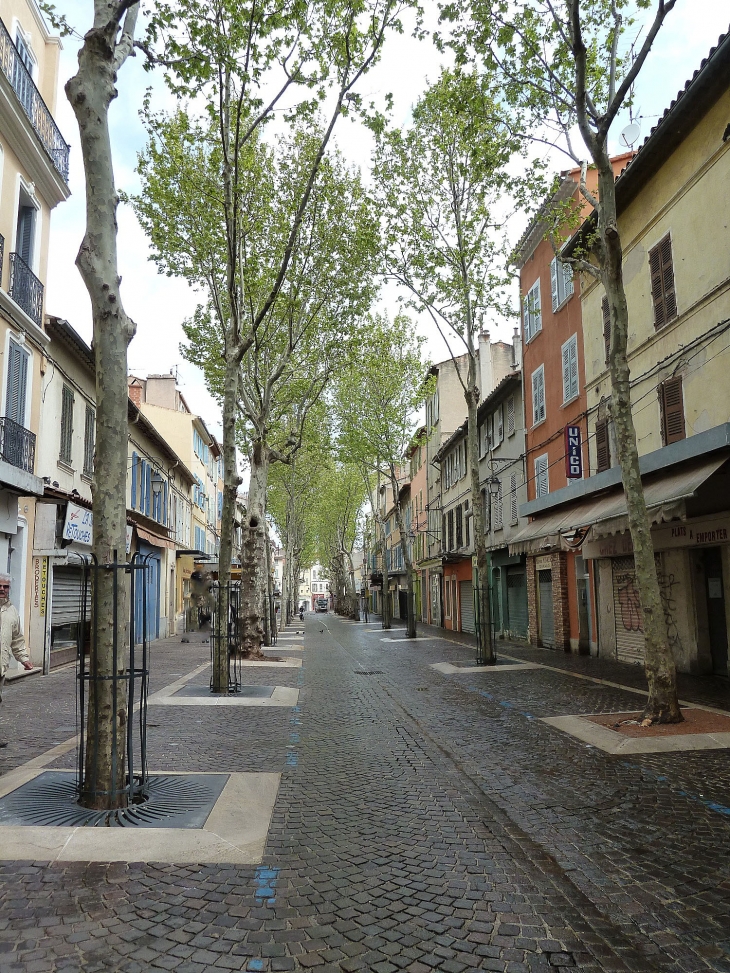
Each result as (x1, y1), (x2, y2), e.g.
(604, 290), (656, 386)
(512, 327), (522, 369)
(478, 332), (494, 401)
(128, 379), (143, 408)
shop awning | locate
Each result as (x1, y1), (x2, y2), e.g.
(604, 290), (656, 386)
(509, 454), (727, 555)
(135, 525), (176, 550)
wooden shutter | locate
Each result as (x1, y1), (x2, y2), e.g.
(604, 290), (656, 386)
(507, 395), (515, 435)
(602, 297), (611, 365)
(550, 258), (559, 312)
(496, 404), (503, 444)
(649, 234), (677, 329)
(562, 341), (571, 402)
(660, 376), (685, 445)
(16, 206), (35, 266)
(523, 294), (530, 340)
(5, 339), (28, 425)
(510, 473), (518, 524)
(569, 337), (578, 399)
(83, 405), (95, 475)
(131, 452), (137, 508)
(493, 482), (503, 530)
(534, 456), (548, 498)
(60, 385), (74, 464)
(532, 367), (545, 424)
(562, 261), (574, 299)
(596, 419), (610, 472)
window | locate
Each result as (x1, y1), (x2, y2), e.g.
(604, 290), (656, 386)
(495, 404), (504, 446)
(660, 376), (685, 445)
(550, 257), (574, 311)
(492, 481), (503, 530)
(531, 365), (546, 426)
(465, 500), (470, 547)
(534, 455), (549, 498)
(5, 337), (29, 425)
(510, 473), (518, 524)
(481, 488), (490, 533)
(507, 395), (515, 436)
(649, 234), (677, 329)
(447, 509), (454, 551)
(485, 413), (493, 451)
(602, 296), (611, 366)
(83, 405), (95, 475)
(561, 334), (579, 403)
(13, 31), (35, 114)
(15, 204), (36, 268)
(59, 385), (74, 465)
(455, 504), (463, 548)
(442, 514), (447, 552)
(523, 279), (542, 340)
(595, 419), (611, 473)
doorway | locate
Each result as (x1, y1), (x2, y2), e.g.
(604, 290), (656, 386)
(702, 548), (728, 676)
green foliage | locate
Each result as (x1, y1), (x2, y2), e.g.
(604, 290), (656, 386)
(373, 68), (534, 352)
(310, 461), (367, 573)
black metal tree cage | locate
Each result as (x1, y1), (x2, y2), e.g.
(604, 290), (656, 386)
(75, 551), (151, 818)
(209, 580), (243, 693)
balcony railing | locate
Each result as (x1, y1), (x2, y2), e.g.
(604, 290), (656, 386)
(0, 18), (70, 183)
(0, 416), (36, 474)
(9, 252), (43, 326)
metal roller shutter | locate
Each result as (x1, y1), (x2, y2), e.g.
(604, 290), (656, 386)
(506, 567), (528, 638)
(51, 566), (89, 626)
(459, 580), (475, 634)
(612, 555), (645, 665)
(538, 569), (555, 648)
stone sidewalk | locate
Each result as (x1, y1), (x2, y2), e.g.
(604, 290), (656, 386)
(0, 619), (728, 972)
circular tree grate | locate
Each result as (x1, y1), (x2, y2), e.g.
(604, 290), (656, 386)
(0, 772), (229, 829)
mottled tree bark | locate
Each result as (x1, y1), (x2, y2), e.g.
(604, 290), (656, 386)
(66, 2), (139, 809)
(239, 440), (268, 656)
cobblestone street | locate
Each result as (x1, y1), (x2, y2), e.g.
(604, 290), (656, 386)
(1, 616), (729, 973)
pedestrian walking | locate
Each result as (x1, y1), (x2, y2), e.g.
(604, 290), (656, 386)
(0, 573), (32, 748)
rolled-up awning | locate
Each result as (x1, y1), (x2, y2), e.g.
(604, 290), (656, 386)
(509, 454), (727, 555)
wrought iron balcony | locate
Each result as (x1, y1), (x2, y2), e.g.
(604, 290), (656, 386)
(0, 18), (70, 183)
(9, 252), (43, 327)
(0, 416), (36, 474)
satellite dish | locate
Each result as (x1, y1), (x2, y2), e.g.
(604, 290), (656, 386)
(620, 122), (641, 148)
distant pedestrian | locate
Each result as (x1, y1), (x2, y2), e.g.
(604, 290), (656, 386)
(0, 573), (32, 748)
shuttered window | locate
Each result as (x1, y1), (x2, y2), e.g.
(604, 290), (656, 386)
(596, 419), (611, 472)
(531, 365), (546, 425)
(465, 500), (470, 546)
(131, 452), (138, 508)
(481, 489), (490, 533)
(602, 296), (611, 366)
(5, 338), (29, 425)
(16, 205), (35, 266)
(550, 257), (574, 311)
(534, 455), (549, 498)
(510, 473), (518, 524)
(59, 385), (74, 464)
(442, 514), (447, 552)
(83, 405), (95, 476)
(660, 376), (685, 445)
(523, 279), (542, 340)
(649, 234), (677, 329)
(506, 395), (515, 436)
(561, 334), (579, 403)
(447, 509), (454, 551)
(495, 404), (504, 445)
(455, 504), (463, 547)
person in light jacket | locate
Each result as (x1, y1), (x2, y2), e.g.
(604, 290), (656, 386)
(0, 572), (32, 747)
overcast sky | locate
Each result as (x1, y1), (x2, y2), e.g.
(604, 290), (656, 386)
(45, 3), (729, 437)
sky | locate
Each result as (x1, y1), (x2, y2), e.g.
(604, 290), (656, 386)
(44, 2), (730, 438)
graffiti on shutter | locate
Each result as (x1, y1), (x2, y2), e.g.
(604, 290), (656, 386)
(612, 556), (645, 665)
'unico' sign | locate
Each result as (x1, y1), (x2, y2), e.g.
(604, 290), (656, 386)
(564, 425), (582, 479)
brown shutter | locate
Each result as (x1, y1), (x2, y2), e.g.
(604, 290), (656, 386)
(660, 376), (685, 445)
(602, 296), (611, 366)
(596, 419), (610, 472)
(649, 234), (677, 329)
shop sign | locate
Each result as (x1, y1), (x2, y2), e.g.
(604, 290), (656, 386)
(582, 515), (730, 560)
(62, 502), (93, 546)
(535, 554), (552, 571)
(564, 425), (582, 479)
(33, 556), (48, 616)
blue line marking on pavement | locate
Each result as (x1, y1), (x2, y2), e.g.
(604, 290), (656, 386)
(621, 763), (730, 820)
(292, 706), (301, 712)
(286, 752), (298, 766)
(253, 867), (279, 910)
(499, 700), (514, 709)
(247, 961), (265, 971)
(289, 732), (300, 743)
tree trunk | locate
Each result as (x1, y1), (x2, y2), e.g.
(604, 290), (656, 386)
(597, 160), (681, 722)
(380, 526), (391, 630)
(213, 355), (242, 690)
(239, 440), (268, 657)
(66, 14), (136, 809)
(389, 468), (417, 638)
(467, 383), (494, 664)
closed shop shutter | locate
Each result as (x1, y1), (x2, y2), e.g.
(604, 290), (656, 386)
(612, 555), (645, 665)
(52, 566), (88, 626)
(538, 569), (555, 648)
(459, 580), (475, 634)
(506, 567), (528, 638)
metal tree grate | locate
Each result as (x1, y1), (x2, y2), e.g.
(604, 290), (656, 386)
(0, 772), (229, 829)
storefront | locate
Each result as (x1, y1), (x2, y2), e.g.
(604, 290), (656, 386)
(442, 558), (473, 633)
(489, 549), (528, 641)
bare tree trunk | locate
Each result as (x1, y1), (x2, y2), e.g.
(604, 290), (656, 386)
(597, 161), (680, 722)
(213, 357), (242, 690)
(239, 440), (268, 656)
(66, 5), (138, 809)
(467, 382), (494, 664)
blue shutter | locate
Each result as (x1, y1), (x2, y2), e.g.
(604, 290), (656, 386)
(131, 452), (137, 508)
(163, 482), (168, 525)
(145, 464), (151, 516)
